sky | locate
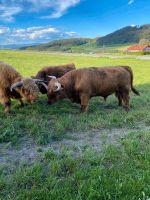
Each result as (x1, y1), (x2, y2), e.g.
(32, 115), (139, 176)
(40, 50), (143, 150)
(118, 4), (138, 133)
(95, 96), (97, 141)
(0, 0), (150, 45)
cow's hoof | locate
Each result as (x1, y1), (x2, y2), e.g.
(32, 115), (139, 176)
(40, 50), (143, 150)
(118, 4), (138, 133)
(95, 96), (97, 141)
(80, 106), (88, 112)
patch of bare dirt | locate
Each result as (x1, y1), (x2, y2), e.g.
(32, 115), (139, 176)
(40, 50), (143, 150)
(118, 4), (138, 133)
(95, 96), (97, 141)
(0, 127), (144, 167)
(0, 137), (39, 166)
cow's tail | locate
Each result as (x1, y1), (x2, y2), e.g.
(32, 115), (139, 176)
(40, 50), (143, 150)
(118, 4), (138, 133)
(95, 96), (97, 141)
(122, 66), (140, 96)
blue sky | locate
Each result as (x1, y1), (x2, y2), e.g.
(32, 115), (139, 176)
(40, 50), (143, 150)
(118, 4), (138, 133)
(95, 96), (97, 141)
(0, 0), (150, 45)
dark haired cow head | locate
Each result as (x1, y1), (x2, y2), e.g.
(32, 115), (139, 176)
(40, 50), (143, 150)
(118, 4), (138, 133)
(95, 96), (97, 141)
(11, 78), (48, 104)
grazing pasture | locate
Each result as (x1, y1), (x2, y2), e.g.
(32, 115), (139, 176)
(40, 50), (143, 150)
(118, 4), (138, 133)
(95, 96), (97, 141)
(0, 50), (150, 200)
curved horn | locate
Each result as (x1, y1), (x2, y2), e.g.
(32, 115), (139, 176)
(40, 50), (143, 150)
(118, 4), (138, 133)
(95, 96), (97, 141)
(37, 82), (48, 91)
(47, 75), (56, 79)
(10, 81), (23, 91)
(54, 82), (62, 92)
(32, 79), (48, 91)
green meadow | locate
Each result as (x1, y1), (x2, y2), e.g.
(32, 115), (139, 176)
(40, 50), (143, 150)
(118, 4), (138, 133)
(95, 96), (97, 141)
(0, 50), (150, 200)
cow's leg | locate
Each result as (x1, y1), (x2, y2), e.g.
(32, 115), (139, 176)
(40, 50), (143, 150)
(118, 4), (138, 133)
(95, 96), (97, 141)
(1, 98), (11, 113)
(121, 91), (130, 112)
(115, 92), (122, 106)
(19, 99), (24, 107)
(103, 96), (107, 102)
(0, 91), (11, 113)
(4, 100), (11, 113)
(80, 93), (89, 112)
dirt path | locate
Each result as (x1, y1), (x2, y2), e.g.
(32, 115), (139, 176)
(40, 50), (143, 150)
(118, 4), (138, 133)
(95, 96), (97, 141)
(0, 127), (144, 167)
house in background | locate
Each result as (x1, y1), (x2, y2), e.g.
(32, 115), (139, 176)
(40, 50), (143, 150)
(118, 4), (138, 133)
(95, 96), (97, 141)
(127, 45), (150, 52)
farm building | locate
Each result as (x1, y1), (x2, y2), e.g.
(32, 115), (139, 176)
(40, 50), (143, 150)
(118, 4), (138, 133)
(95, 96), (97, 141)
(127, 45), (150, 52)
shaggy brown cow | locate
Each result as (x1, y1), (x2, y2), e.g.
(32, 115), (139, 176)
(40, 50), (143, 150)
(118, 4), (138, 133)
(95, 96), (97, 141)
(0, 62), (47, 113)
(47, 66), (139, 112)
(32, 63), (75, 94)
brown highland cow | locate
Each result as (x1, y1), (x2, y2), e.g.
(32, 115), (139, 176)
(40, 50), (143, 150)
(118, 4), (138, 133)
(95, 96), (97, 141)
(47, 66), (140, 112)
(32, 63), (75, 94)
(0, 62), (47, 113)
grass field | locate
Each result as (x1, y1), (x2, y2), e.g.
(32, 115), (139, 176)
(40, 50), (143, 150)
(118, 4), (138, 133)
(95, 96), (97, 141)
(0, 50), (150, 200)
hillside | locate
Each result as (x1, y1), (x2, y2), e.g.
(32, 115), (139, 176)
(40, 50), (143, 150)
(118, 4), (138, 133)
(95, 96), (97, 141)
(96, 24), (150, 46)
(21, 24), (150, 52)
(21, 38), (93, 52)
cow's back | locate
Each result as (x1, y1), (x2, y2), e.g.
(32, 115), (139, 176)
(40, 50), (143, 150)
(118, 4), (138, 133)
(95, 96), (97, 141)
(35, 63), (75, 80)
(62, 67), (131, 97)
(0, 63), (20, 88)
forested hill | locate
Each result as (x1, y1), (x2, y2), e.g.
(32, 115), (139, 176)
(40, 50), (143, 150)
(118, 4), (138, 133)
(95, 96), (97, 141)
(21, 38), (92, 51)
(96, 24), (150, 46)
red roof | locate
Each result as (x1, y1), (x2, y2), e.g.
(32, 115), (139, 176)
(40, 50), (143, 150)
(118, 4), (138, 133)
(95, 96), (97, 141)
(127, 45), (150, 51)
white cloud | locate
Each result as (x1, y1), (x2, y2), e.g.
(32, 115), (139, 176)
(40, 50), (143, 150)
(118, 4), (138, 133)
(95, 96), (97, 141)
(65, 32), (77, 36)
(0, 25), (77, 44)
(0, 27), (9, 34)
(11, 26), (59, 40)
(28, 27), (58, 39)
(0, 5), (22, 22)
(0, 0), (81, 21)
(42, 0), (80, 19)
(128, 0), (134, 5)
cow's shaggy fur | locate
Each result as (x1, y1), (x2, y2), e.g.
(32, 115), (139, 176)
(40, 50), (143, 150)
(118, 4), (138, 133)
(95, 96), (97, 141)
(32, 63), (75, 94)
(34, 63), (75, 81)
(0, 62), (40, 113)
(22, 78), (39, 96)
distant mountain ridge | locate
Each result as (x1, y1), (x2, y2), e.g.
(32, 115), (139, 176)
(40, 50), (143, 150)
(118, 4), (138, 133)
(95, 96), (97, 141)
(21, 24), (150, 52)
(96, 24), (150, 46)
